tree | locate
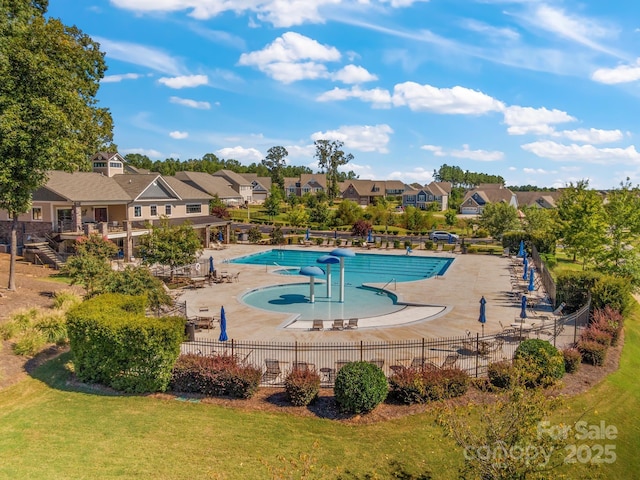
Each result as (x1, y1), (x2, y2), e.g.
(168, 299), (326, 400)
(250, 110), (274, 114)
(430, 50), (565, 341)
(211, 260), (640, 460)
(124, 153), (153, 170)
(262, 146), (288, 195)
(557, 180), (607, 268)
(101, 266), (172, 311)
(285, 204), (310, 228)
(137, 218), (203, 279)
(352, 220), (372, 238)
(333, 200), (362, 227)
(479, 203), (519, 239)
(444, 209), (457, 227)
(310, 201), (331, 226)
(63, 234), (118, 297)
(0, 1), (114, 290)
(314, 140), (353, 202)
(263, 185), (283, 218)
(247, 225), (263, 243)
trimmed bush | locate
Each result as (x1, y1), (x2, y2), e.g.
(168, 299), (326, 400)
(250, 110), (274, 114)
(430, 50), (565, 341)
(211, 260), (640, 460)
(13, 329), (47, 356)
(514, 339), (565, 387)
(170, 354), (261, 399)
(562, 347), (582, 374)
(334, 361), (388, 414)
(284, 368), (321, 406)
(487, 360), (515, 389)
(580, 328), (612, 347)
(388, 367), (470, 405)
(591, 306), (624, 346)
(67, 293), (184, 393)
(578, 340), (607, 366)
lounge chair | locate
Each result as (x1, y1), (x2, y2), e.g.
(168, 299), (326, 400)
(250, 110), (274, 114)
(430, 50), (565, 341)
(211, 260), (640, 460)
(311, 319), (324, 331)
(440, 353), (459, 369)
(410, 357), (438, 370)
(331, 319), (344, 330)
(193, 316), (215, 330)
(345, 318), (358, 329)
(293, 361), (316, 372)
(262, 359), (282, 383)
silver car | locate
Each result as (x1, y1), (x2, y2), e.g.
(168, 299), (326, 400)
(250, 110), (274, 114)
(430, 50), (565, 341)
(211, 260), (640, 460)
(429, 231), (459, 242)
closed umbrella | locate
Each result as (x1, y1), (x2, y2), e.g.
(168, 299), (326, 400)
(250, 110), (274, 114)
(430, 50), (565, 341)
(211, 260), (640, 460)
(518, 239), (525, 257)
(520, 295), (528, 319)
(219, 306), (228, 342)
(522, 257), (528, 280)
(478, 296), (487, 336)
(367, 229), (373, 243)
(528, 268), (535, 292)
(209, 256), (214, 275)
(218, 230), (224, 242)
(306, 228), (310, 241)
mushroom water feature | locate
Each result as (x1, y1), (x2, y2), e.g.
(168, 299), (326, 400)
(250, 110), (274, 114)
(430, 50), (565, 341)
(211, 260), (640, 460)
(329, 248), (356, 303)
(316, 255), (340, 298)
(299, 266), (325, 303)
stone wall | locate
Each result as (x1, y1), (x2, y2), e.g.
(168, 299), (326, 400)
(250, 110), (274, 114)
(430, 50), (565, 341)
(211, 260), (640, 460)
(0, 221), (53, 247)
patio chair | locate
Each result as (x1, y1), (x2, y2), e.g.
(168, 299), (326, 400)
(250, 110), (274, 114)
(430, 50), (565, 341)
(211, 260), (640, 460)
(293, 361), (316, 372)
(193, 316), (215, 330)
(262, 359), (282, 383)
(440, 353), (459, 369)
(410, 357), (439, 370)
(331, 319), (345, 330)
(345, 318), (358, 329)
(311, 319), (324, 331)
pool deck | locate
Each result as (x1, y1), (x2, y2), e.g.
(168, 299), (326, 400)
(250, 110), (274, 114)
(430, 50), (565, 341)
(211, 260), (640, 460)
(178, 244), (535, 342)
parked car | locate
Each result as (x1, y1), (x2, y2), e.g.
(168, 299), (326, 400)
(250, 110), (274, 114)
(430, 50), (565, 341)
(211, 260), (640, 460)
(429, 231), (459, 242)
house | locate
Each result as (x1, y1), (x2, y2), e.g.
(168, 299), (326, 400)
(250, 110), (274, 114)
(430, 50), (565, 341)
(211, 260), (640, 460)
(341, 180), (386, 206)
(514, 191), (562, 210)
(402, 181), (450, 211)
(460, 184), (517, 214)
(175, 171), (244, 206)
(241, 173), (272, 203)
(212, 169), (253, 204)
(0, 153), (230, 261)
(282, 174), (327, 198)
(384, 180), (406, 197)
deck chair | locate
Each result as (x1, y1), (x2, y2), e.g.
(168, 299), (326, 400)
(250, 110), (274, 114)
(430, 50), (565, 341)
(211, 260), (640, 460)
(331, 319), (344, 330)
(440, 353), (459, 369)
(311, 319), (324, 331)
(345, 318), (358, 329)
(293, 361), (315, 372)
(262, 359), (282, 383)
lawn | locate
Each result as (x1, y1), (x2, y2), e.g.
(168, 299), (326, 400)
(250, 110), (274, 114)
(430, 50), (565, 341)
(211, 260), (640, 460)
(0, 306), (638, 478)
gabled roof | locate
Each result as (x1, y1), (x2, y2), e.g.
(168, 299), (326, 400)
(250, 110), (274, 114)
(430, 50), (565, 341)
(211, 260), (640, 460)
(241, 173), (272, 192)
(212, 169), (251, 187)
(515, 191), (561, 208)
(284, 177), (299, 189)
(33, 171), (131, 202)
(174, 171), (242, 199)
(91, 151), (124, 163)
(384, 180), (406, 191)
(299, 173), (327, 189)
(342, 179), (386, 196)
(462, 184), (515, 206)
(433, 181), (452, 194)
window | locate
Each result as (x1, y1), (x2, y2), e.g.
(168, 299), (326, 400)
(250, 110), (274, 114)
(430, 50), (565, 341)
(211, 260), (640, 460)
(186, 204), (202, 214)
(165, 204), (172, 215)
(32, 207), (42, 221)
(110, 162), (122, 168)
(302, 187), (311, 194)
(134, 206), (142, 217)
(93, 162), (106, 168)
(418, 194), (426, 202)
(150, 205), (157, 216)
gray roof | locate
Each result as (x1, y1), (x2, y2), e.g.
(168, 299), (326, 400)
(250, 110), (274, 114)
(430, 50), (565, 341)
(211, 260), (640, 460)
(212, 169), (251, 187)
(35, 171), (131, 202)
(174, 171), (243, 199)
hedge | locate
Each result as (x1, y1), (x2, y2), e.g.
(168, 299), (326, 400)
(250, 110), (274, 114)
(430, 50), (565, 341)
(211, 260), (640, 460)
(334, 362), (388, 414)
(67, 293), (184, 393)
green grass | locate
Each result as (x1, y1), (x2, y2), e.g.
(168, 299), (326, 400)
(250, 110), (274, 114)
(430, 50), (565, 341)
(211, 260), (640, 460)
(1, 298), (639, 479)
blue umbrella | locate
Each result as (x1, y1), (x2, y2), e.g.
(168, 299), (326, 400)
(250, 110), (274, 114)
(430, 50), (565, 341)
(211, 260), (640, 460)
(306, 228), (310, 241)
(209, 256), (214, 275)
(520, 295), (528, 319)
(528, 267), (535, 292)
(218, 230), (224, 242)
(478, 296), (487, 336)
(218, 306), (228, 341)
(367, 229), (373, 243)
(334, 230), (337, 239)
(518, 239), (525, 257)
(522, 257), (528, 280)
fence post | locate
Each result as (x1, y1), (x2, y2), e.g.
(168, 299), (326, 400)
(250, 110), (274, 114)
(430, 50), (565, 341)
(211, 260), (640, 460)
(295, 341), (298, 366)
(475, 333), (479, 378)
(360, 340), (363, 362)
(421, 338), (425, 368)
(231, 338), (235, 357)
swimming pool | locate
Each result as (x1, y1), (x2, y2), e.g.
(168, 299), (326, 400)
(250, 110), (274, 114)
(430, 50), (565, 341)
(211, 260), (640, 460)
(231, 249), (453, 322)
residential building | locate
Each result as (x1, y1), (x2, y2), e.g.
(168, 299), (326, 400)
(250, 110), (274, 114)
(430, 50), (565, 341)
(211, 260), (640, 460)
(460, 184), (517, 214)
(175, 171), (244, 206)
(341, 180), (386, 206)
(212, 169), (253, 204)
(241, 174), (272, 203)
(401, 181), (450, 211)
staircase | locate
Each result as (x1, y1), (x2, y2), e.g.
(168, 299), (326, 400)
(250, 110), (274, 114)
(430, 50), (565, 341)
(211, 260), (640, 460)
(28, 242), (66, 269)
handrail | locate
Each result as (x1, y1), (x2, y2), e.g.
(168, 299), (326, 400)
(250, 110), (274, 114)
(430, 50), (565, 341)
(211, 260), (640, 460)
(378, 278), (396, 294)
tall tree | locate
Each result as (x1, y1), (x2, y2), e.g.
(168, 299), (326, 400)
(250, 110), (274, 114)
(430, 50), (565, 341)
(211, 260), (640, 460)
(557, 180), (607, 268)
(314, 140), (353, 203)
(262, 146), (288, 195)
(478, 202), (519, 239)
(0, 1), (113, 290)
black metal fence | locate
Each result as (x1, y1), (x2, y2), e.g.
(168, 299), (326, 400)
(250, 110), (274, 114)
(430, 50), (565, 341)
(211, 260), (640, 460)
(531, 244), (556, 307)
(180, 300), (590, 387)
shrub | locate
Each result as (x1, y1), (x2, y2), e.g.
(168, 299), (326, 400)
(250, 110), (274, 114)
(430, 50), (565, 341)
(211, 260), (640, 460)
(562, 348), (582, 374)
(590, 306), (624, 346)
(334, 361), (388, 414)
(487, 360), (515, 389)
(35, 312), (68, 345)
(52, 290), (82, 310)
(393, 240), (401, 249)
(12, 329), (47, 356)
(424, 240), (434, 250)
(284, 368), (321, 406)
(580, 328), (612, 347)
(578, 340), (607, 366)
(388, 368), (469, 404)
(170, 354), (261, 399)
(514, 339), (565, 387)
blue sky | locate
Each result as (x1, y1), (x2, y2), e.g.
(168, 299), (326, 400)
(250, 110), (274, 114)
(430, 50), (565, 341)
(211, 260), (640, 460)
(47, 0), (640, 189)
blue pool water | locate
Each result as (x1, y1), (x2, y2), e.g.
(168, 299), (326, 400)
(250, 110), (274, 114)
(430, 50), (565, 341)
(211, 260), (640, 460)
(230, 249), (453, 321)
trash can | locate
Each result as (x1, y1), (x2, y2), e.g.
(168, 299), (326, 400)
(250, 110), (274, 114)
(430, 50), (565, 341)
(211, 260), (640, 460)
(185, 322), (196, 342)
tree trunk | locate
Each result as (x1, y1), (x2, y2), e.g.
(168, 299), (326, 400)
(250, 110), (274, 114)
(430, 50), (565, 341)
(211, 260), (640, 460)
(8, 215), (18, 291)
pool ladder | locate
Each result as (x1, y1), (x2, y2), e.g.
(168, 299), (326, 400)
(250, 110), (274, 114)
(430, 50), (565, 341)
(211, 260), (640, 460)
(378, 278), (396, 294)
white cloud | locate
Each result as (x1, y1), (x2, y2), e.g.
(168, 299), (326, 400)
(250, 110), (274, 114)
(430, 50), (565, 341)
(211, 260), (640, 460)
(421, 143), (503, 161)
(94, 37), (183, 75)
(523, 168), (553, 175)
(460, 19), (520, 41)
(592, 59), (640, 84)
(215, 146), (263, 162)
(121, 148), (163, 158)
(316, 86), (392, 107)
(284, 144), (316, 160)
(345, 162), (376, 180)
(158, 74), (208, 89)
(392, 82), (505, 114)
(388, 167), (434, 183)
(503, 106), (575, 135)
(102, 73), (144, 83)
(238, 32), (340, 83)
(169, 131), (189, 139)
(331, 65), (378, 84)
(553, 128), (623, 144)
(521, 140), (640, 164)
(169, 96), (211, 109)
(310, 124), (393, 153)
